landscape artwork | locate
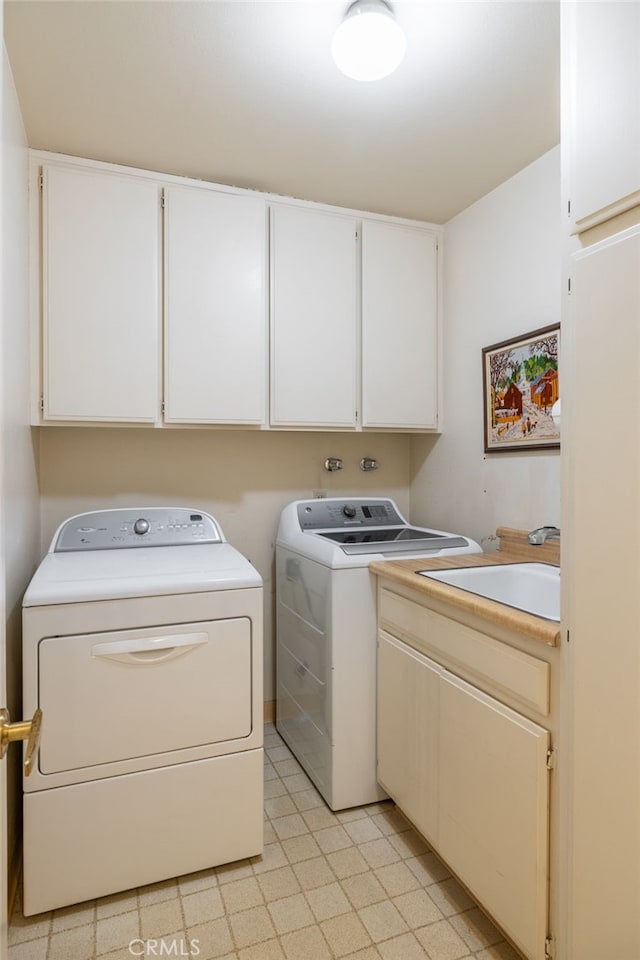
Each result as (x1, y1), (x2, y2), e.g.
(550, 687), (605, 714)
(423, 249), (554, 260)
(482, 324), (560, 453)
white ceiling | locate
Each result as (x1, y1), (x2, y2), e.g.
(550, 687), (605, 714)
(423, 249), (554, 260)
(4, 0), (560, 224)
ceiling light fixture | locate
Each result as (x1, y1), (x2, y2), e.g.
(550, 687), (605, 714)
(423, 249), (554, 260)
(332, 0), (406, 82)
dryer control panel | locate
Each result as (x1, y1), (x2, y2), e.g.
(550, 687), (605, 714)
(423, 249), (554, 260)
(52, 508), (223, 552)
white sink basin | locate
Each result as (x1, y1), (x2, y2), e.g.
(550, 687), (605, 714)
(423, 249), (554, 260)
(419, 562), (560, 622)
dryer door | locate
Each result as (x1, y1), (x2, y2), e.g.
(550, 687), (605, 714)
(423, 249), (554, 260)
(37, 618), (252, 773)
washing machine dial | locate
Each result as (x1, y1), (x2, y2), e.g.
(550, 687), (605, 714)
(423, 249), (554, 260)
(133, 518), (150, 535)
(342, 504), (357, 519)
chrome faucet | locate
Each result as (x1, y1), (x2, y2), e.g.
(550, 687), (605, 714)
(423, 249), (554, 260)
(528, 526), (560, 545)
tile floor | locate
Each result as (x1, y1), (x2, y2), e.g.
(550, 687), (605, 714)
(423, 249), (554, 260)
(9, 725), (522, 960)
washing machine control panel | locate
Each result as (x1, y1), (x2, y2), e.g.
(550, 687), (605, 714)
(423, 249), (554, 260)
(53, 508), (223, 551)
(297, 499), (404, 530)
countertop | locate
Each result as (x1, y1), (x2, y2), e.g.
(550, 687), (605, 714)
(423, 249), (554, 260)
(370, 550), (560, 647)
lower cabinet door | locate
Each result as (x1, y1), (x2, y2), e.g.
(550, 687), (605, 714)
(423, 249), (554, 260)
(438, 673), (550, 960)
(377, 631), (440, 845)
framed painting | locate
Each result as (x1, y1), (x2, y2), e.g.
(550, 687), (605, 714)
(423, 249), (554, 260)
(482, 324), (560, 453)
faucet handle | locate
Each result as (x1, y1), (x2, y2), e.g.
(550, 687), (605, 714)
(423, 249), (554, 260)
(528, 526), (560, 545)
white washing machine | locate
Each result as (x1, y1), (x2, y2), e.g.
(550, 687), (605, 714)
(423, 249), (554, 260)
(22, 507), (263, 916)
(276, 498), (481, 811)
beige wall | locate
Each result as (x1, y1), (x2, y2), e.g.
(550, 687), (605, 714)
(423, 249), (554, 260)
(1, 44), (40, 892)
(38, 427), (411, 699)
(410, 147), (562, 548)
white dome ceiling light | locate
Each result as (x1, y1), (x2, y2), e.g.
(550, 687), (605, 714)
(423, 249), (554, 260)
(331, 0), (406, 82)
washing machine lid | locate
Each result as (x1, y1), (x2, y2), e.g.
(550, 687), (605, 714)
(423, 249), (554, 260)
(24, 507), (261, 606)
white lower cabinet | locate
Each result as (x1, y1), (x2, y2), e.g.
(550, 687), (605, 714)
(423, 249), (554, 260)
(439, 673), (549, 960)
(377, 625), (551, 960)
(377, 633), (440, 844)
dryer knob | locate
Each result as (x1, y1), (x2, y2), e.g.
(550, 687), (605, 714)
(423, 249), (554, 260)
(133, 518), (150, 535)
(343, 504), (357, 519)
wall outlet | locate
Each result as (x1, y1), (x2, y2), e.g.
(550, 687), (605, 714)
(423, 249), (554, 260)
(312, 490), (327, 499)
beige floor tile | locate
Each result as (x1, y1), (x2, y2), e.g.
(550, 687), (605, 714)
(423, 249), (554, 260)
(314, 825), (354, 854)
(359, 838), (402, 869)
(51, 900), (96, 933)
(280, 834), (322, 864)
(267, 892), (315, 935)
(274, 759), (303, 778)
(377, 931), (430, 960)
(292, 788), (326, 812)
(264, 779), (288, 800)
(96, 888), (139, 920)
(336, 808), (369, 823)
(220, 877), (264, 915)
(280, 923), (332, 960)
(140, 897), (183, 938)
(449, 907), (504, 951)
(138, 877), (179, 907)
(264, 794), (297, 819)
(182, 887), (225, 927)
(405, 853), (451, 887)
(358, 900), (409, 943)
(292, 856), (336, 892)
(393, 889), (443, 930)
(343, 818), (384, 844)
(301, 806), (340, 831)
(370, 809), (411, 836)
(264, 763), (279, 782)
(48, 924), (95, 960)
(305, 881), (352, 921)
(8, 938), (48, 960)
(362, 801), (394, 816)
(96, 909), (139, 955)
(177, 869), (218, 897)
(271, 813), (309, 841)
(281, 773), (311, 793)
(415, 919), (471, 960)
(216, 860), (255, 885)
(238, 936), (286, 960)
(266, 745), (293, 763)
(320, 912), (372, 958)
(340, 949), (383, 960)
(388, 830), (429, 860)
(326, 847), (370, 879)
(251, 842), (290, 875)
(427, 879), (475, 918)
(263, 821), (277, 844)
(341, 872), (387, 909)
(256, 865), (301, 903)
(474, 941), (521, 960)
(188, 917), (234, 959)
(229, 905), (276, 949)
(8, 907), (52, 945)
(375, 861), (422, 897)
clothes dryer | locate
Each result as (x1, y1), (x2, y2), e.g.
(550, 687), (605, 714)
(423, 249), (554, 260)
(22, 507), (263, 915)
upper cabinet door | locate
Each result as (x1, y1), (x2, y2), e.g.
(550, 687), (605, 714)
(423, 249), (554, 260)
(361, 221), (438, 429)
(567, 1), (640, 232)
(164, 187), (267, 424)
(42, 165), (161, 422)
(270, 205), (358, 428)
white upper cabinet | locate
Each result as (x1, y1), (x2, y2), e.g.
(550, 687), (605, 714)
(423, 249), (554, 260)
(362, 221), (438, 428)
(567, 0), (640, 232)
(270, 204), (358, 428)
(164, 186), (267, 424)
(42, 165), (161, 422)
